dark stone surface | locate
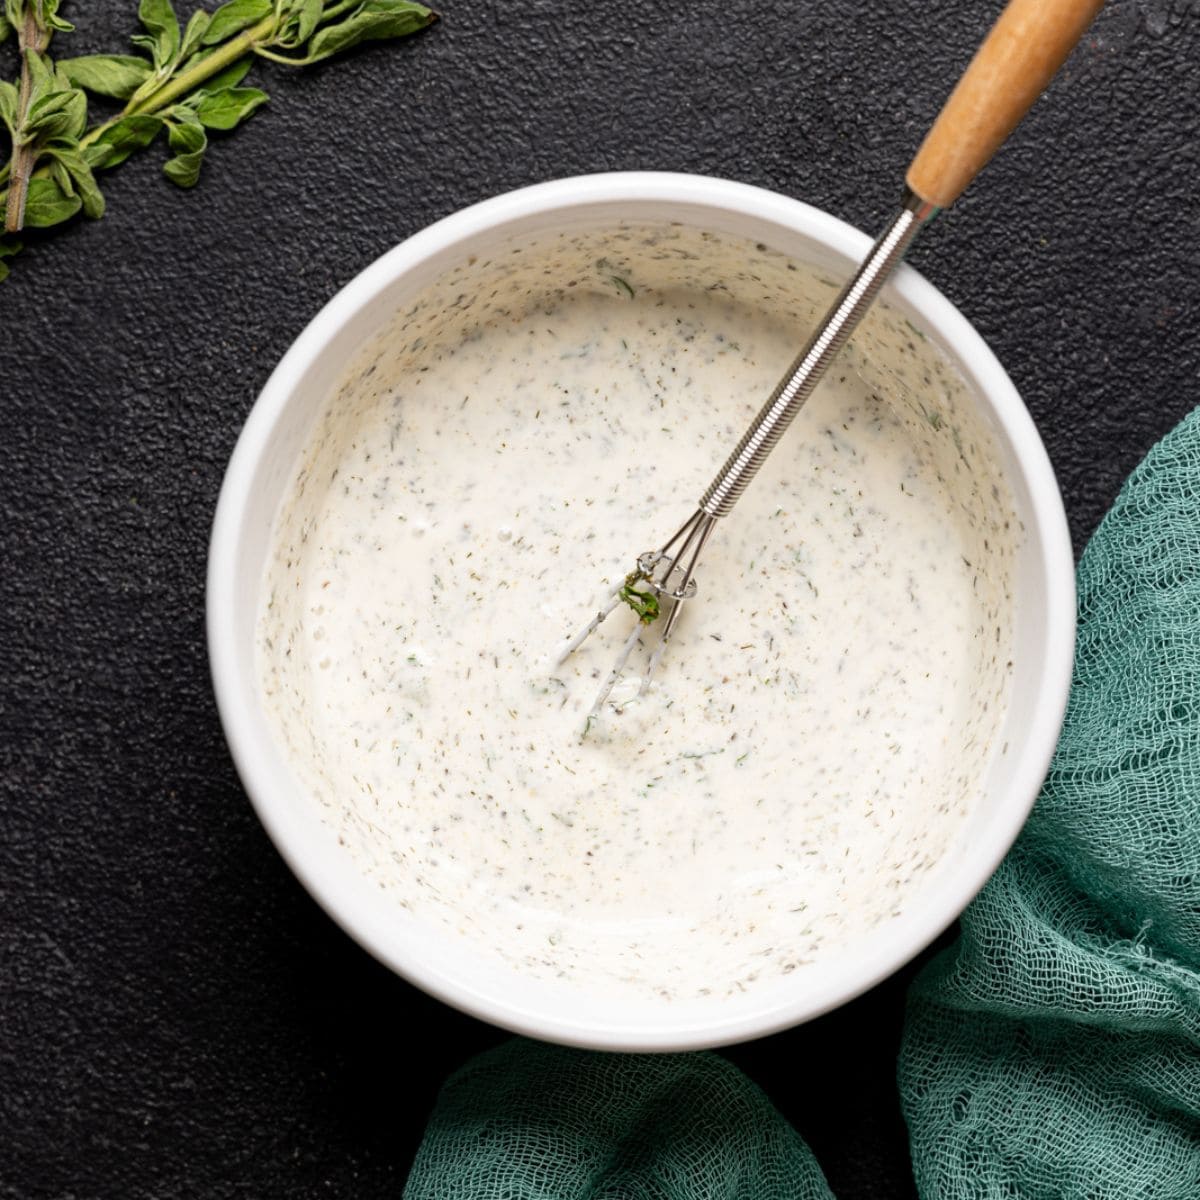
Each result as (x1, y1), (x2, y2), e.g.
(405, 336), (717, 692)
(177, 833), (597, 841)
(2, 2), (1197, 1196)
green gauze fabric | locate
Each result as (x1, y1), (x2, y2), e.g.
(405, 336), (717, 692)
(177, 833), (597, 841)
(898, 406), (1200, 1198)
(403, 1037), (834, 1199)
(405, 408), (1200, 1200)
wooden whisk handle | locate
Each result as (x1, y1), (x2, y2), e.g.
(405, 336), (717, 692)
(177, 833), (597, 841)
(907, 0), (1105, 209)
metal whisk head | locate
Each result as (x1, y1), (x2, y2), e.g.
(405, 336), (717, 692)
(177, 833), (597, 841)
(558, 508), (717, 722)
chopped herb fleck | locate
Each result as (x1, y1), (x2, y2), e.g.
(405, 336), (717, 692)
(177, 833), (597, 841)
(619, 572), (660, 624)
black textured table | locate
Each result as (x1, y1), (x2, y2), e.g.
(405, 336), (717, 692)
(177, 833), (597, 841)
(4, 3), (1198, 1196)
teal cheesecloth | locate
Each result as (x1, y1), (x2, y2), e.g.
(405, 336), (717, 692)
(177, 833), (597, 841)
(404, 408), (1200, 1199)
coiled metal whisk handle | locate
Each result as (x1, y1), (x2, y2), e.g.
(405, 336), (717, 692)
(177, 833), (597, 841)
(700, 189), (936, 520)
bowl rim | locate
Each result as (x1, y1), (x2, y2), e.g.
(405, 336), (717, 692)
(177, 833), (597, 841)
(207, 171), (1076, 1050)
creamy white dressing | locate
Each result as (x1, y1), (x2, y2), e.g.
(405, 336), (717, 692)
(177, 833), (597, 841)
(257, 225), (1016, 1001)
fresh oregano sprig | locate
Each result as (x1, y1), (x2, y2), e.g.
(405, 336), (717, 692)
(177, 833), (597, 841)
(0, 0), (87, 237)
(0, 0), (437, 280)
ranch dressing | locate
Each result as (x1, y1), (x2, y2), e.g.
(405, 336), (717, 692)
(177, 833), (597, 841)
(257, 225), (1015, 1001)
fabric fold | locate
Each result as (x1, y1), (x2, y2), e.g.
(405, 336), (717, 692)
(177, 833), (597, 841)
(404, 1037), (835, 1199)
(900, 407), (1200, 1198)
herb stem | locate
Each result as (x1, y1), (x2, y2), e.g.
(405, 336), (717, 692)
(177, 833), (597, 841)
(107, 14), (278, 127)
(314, 0), (362, 26)
(5, 6), (52, 233)
(247, 46), (301, 64)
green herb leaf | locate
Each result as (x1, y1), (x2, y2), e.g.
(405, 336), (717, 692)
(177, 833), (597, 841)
(0, 14), (11, 44)
(276, 0), (323, 49)
(75, 169), (106, 219)
(202, 0), (272, 46)
(163, 107), (207, 186)
(0, 80), (17, 133)
(23, 85), (87, 144)
(58, 54), (155, 100)
(82, 113), (163, 169)
(166, 107), (206, 151)
(619, 574), (661, 624)
(179, 8), (211, 60)
(134, 0), (182, 70)
(42, 0), (74, 33)
(47, 154), (72, 195)
(163, 148), (205, 187)
(295, 0), (437, 65)
(43, 143), (106, 218)
(22, 175), (82, 227)
(194, 85), (267, 130)
(24, 48), (56, 102)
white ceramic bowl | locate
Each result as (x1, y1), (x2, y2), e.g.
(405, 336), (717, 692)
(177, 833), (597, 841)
(208, 172), (1075, 1050)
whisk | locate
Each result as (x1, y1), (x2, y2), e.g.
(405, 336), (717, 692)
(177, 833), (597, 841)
(559, 0), (1103, 722)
